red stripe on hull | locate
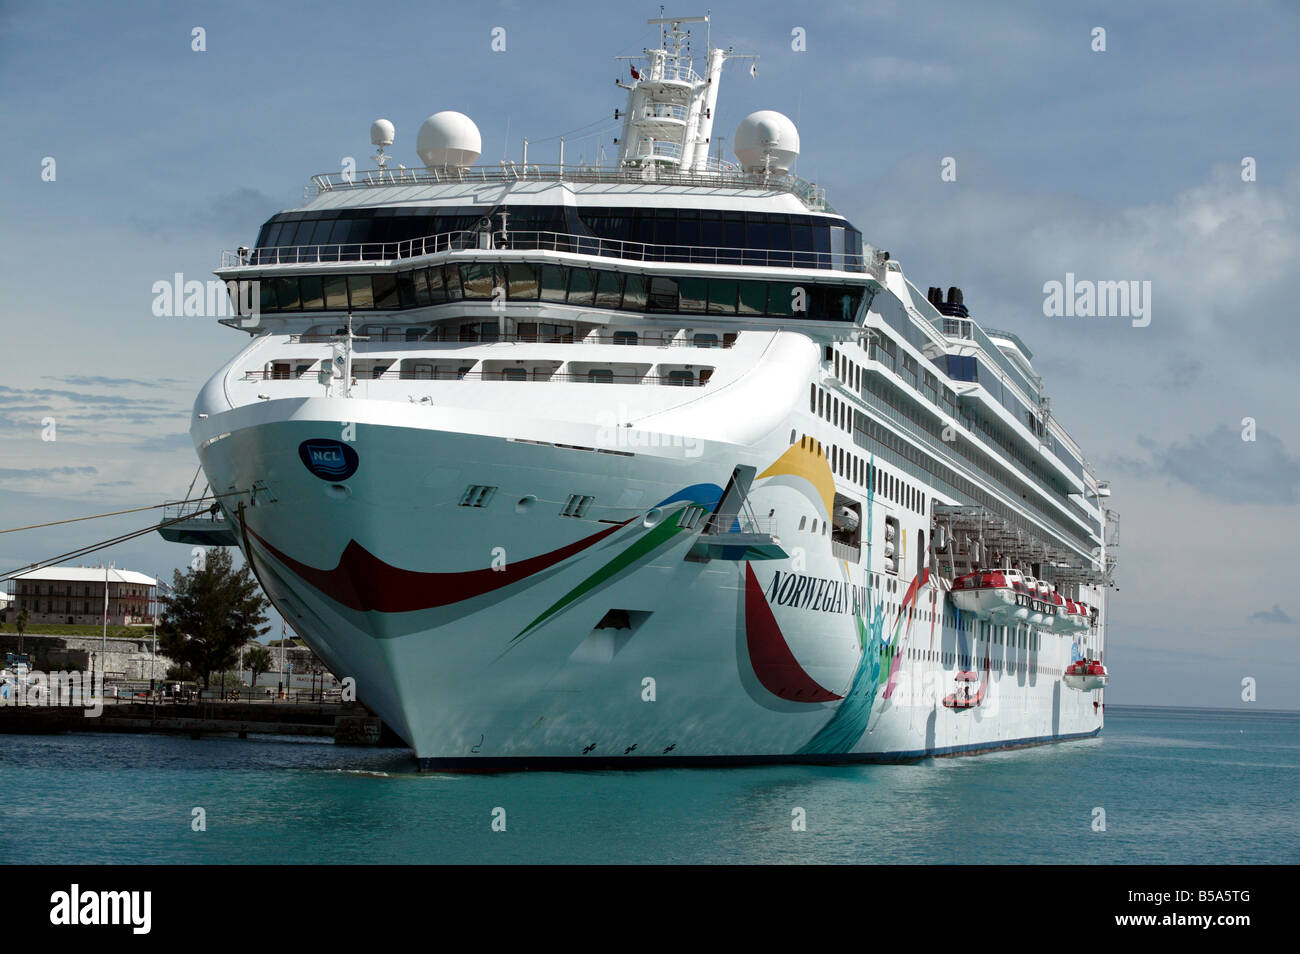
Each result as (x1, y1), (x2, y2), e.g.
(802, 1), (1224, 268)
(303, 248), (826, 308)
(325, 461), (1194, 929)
(743, 563), (842, 703)
(245, 519), (632, 613)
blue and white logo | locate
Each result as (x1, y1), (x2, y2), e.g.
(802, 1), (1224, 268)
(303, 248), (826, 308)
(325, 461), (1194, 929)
(298, 439), (359, 481)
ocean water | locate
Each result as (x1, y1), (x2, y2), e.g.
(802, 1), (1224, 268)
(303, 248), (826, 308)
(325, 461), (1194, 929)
(0, 706), (1295, 864)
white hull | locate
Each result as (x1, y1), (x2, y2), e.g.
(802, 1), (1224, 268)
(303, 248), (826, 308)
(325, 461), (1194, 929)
(196, 389), (1105, 768)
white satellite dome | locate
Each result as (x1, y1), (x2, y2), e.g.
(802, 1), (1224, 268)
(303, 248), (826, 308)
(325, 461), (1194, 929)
(370, 118), (395, 147)
(416, 111), (482, 170)
(733, 110), (800, 175)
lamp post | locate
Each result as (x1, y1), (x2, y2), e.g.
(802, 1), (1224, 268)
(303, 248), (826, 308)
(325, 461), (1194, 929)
(101, 563), (110, 690)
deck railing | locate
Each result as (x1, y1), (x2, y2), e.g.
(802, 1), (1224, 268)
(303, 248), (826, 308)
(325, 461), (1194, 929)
(304, 161), (828, 208)
(242, 369), (711, 387)
(285, 330), (737, 347)
(221, 228), (866, 272)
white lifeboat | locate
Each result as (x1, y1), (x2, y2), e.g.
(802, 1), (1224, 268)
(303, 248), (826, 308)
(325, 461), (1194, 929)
(1064, 659), (1108, 691)
(949, 570), (1016, 620)
(1043, 590), (1067, 632)
(833, 505), (860, 532)
(1061, 599), (1089, 633)
(1022, 577), (1047, 626)
(998, 569), (1031, 622)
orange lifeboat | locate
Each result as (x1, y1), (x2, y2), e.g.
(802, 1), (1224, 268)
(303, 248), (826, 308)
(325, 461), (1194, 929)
(1064, 658), (1108, 691)
(942, 670), (984, 709)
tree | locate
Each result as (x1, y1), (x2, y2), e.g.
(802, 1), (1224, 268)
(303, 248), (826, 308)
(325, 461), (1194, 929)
(245, 645), (273, 689)
(156, 548), (270, 689)
(16, 607), (29, 653)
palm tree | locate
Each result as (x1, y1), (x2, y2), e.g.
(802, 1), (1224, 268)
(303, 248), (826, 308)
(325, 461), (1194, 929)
(245, 646), (274, 695)
(16, 607), (30, 653)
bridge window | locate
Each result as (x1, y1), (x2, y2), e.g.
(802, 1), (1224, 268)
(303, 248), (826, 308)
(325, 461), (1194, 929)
(567, 268), (596, 305)
(595, 271), (624, 308)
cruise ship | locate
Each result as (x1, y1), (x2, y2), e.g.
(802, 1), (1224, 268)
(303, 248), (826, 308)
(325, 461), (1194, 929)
(180, 15), (1118, 769)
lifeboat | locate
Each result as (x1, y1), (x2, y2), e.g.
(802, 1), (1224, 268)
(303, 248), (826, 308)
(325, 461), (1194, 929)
(998, 569), (1031, 622)
(833, 505), (860, 532)
(949, 570), (1016, 620)
(943, 670), (983, 709)
(1064, 659), (1108, 690)
(1060, 599), (1089, 633)
(1042, 590), (1066, 632)
(1021, 577), (1047, 626)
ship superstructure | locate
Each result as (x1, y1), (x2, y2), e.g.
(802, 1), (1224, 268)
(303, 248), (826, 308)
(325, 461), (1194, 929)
(186, 15), (1117, 768)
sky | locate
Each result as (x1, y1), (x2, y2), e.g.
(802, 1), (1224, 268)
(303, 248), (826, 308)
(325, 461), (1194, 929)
(0, 0), (1297, 708)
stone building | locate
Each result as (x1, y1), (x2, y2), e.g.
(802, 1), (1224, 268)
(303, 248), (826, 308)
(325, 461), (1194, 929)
(6, 567), (157, 626)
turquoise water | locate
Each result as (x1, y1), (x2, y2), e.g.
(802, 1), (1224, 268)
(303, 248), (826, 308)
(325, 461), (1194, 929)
(0, 706), (1295, 864)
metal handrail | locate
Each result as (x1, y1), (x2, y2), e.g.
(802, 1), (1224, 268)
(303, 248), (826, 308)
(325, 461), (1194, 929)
(628, 140), (683, 159)
(222, 229), (867, 272)
(307, 162), (831, 210)
(243, 369), (712, 386)
(631, 103), (689, 122)
(287, 331), (737, 347)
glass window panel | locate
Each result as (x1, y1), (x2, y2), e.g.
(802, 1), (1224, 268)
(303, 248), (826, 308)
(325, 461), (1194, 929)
(653, 210), (677, 248)
(677, 277), (707, 313)
(567, 268), (595, 305)
(767, 216), (791, 250)
(707, 279), (738, 314)
(411, 268), (431, 306)
(272, 277), (300, 311)
(347, 275), (375, 309)
(539, 265), (568, 302)
(372, 273), (399, 309)
(588, 368), (614, 383)
(646, 276), (678, 312)
(259, 223), (281, 247)
(813, 222), (832, 254)
(737, 281), (766, 315)
(443, 264), (463, 300)
(396, 272), (416, 308)
(622, 274), (648, 310)
(427, 266), (447, 303)
(700, 212), (724, 250)
(595, 271), (623, 309)
(299, 275), (324, 310)
(675, 210), (700, 261)
(275, 222), (302, 248)
(460, 263), (494, 299)
(767, 282), (800, 317)
(259, 280), (278, 313)
(722, 212), (745, 248)
(307, 219), (334, 247)
(507, 263), (539, 300)
(517, 322), (538, 341)
(323, 275), (348, 309)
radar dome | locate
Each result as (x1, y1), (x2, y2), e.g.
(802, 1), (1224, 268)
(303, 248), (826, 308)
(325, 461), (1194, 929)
(370, 119), (395, 147)
(416, 111), (482, 170)
(733, 110), (800, 175)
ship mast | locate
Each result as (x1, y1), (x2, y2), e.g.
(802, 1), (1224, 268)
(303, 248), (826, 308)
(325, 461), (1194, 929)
(615, 14), (755, 174)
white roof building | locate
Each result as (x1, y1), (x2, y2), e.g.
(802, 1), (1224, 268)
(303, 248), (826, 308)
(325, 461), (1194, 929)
(9, 567), (157, 586)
